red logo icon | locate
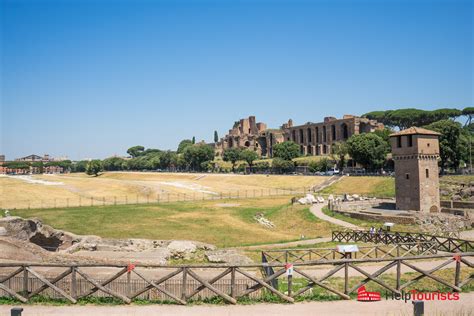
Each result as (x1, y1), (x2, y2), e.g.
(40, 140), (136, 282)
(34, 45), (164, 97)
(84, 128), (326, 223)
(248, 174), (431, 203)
(357, 286), (381, 301)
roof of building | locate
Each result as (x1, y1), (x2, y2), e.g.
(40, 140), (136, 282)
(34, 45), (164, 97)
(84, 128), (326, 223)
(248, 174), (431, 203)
(389, 127), (441, 137)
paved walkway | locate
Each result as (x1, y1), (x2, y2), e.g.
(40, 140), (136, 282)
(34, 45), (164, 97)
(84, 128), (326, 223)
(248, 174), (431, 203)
(310, 203), (361, 230)
(2, 292), (472, 316)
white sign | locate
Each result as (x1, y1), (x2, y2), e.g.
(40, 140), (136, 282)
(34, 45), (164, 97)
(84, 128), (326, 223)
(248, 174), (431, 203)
(383, 222), (394, 227)
(337, 245), (359, 253)
(285, 263), (294, 276)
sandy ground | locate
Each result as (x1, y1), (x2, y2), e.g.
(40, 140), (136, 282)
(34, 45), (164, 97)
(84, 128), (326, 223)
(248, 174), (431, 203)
(1, 292), (473, 316)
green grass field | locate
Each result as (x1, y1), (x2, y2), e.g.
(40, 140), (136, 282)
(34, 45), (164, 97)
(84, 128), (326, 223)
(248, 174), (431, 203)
(320, 176), (395, 197)
(10, 197), (337, 247)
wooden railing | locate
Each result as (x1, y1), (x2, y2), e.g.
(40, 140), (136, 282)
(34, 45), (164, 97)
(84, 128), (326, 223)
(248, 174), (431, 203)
(0, 253), (472, 304)
(332, 231), (474, 253)
(261, 242), (437, 264)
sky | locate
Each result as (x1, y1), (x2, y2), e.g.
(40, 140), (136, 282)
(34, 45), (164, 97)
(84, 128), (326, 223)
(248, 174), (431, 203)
(1, 0), (472, 160)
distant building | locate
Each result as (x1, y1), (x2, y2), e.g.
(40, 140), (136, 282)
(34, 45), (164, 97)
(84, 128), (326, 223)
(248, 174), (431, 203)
(214, 115), (384, 158)
(1, 154), (68, 175)
(0, 155), (5, 163)
(390, 127), (441, 213)
(15, 154), (51, 162)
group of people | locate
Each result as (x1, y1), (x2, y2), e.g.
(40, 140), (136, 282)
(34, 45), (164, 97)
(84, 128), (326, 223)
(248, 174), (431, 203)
(369, 226), (385, 235)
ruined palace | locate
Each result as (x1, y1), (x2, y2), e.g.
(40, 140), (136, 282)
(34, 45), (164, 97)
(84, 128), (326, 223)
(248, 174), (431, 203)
(214, 115), (384, 158)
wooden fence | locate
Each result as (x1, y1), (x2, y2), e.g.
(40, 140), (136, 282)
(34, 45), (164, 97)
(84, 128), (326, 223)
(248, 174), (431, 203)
(332, 231), (474, 253)
(261, 242), (437, 264)
(0, 253), (472, 304)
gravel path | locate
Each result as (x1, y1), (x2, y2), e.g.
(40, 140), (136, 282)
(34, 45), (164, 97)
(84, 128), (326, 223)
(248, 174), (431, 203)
(310, 203), (361, 229)
(2, 292), (472, 316)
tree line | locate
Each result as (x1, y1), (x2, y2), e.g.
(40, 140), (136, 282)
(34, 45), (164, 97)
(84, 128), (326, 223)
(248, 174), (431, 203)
(5, 108), (471, 176)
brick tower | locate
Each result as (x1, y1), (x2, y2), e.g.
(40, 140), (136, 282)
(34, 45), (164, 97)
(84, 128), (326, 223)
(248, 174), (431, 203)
(389, 127), (441, 213)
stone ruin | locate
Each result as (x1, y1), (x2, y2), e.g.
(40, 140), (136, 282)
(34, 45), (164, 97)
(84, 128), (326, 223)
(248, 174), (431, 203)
(0, 216), (252, 265)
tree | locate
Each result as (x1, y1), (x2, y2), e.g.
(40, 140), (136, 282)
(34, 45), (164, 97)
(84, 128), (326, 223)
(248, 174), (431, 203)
(143, 148), (161, 155)
(223, 148), (242, 172)
(240, 150), (258, 172)
(127, 145), (145, 158)
(363, 108), (463, 130)
(214, 131), (219, 143)
(102, 157), (125, 171)
(425, 120), (464, 173)
(347, 133), (389, 170)
(192, 136), (196, 144)
(308, 158), (332, 173)
(462, 107), (474, 127)
(3, 161), (30, 169)
(272, 141), (301, 161)
(85, 160), (103, 176)
(71, 160), (88, 172)
(330, 142), (349, 170)
(272, 158), (295, 174)
(159, 151), (178, 170)
(148, 155), (161, 170)
(183, 144), (214, 171)
(177, 139), (193, 154)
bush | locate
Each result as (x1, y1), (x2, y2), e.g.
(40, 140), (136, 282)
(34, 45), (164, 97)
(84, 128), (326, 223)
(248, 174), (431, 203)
(272, 158), (295, 174)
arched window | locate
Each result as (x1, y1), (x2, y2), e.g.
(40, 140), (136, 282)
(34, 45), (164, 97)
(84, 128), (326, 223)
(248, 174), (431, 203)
(341, 123), (349, 139)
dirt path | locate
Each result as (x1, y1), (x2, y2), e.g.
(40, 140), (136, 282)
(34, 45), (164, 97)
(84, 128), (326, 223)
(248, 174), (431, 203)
(1, 292), (472, 316)
(310, 203), (362, 229)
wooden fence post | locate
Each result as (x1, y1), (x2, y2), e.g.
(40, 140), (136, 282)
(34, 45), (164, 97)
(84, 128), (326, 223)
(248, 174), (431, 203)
(344, 262), (349, 294)
(127, 270), (132, 296)
(23, 266), (28, 297)
(230, 267), (236, 298)
(288, 274), (293, 297)
(181, 268), (187, 301)
(71, 266), (77, 299)
(454, 258), (461, 288)
(396, 260), (401, 290)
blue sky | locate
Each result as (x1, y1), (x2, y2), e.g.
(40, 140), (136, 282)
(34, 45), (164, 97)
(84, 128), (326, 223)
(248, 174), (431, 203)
(1, 0), (472, 160)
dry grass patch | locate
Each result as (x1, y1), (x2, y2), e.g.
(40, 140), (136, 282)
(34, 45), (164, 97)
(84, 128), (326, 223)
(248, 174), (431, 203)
(1, 172), (326, 209)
